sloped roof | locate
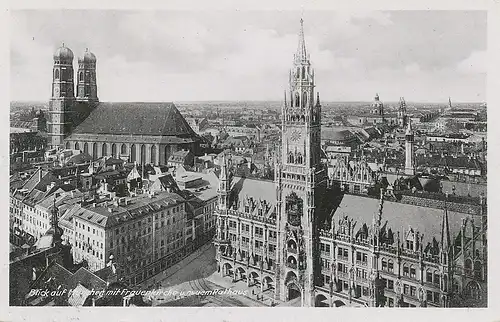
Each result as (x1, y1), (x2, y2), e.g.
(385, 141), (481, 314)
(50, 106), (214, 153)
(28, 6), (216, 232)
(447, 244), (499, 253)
(71, 102), (197, 137)
(322, 128), (354, 141)
(333, 194), (472, 244)
(68, 283), (92, 306)
(229, 177), (275, 209)
(68, 267), (107, 290)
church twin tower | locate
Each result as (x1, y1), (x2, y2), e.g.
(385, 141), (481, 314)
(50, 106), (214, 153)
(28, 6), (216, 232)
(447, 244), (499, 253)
(48, 44), (98, 148)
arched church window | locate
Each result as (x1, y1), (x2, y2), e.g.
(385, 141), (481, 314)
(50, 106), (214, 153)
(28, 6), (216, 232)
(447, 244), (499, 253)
(296, 152), (302, 164)
(288, 152), (294, 164)
(102, 143), (108, 157)
(151, 145), (157, 165)
(302, 66), (306, 79)
(303, 92), (307, 107)
(79, 72), (83, 82)
(474, 261), (482, 280)
(295, 93), (300, 107)
(54, 69), (60, 80)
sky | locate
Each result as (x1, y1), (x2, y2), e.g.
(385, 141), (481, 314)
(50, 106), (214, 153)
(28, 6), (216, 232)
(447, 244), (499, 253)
(10, 10), (487, 103)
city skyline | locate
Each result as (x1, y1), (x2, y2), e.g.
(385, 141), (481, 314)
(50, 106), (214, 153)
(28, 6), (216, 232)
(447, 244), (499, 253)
(11, 10), (486, 103)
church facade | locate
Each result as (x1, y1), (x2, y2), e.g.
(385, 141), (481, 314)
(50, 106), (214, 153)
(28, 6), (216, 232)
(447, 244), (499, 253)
(213, 20), (487, 308)
(47, 45), (200, 164)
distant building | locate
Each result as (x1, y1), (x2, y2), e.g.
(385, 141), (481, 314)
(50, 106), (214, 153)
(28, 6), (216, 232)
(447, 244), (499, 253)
(168, 150), (195, 168)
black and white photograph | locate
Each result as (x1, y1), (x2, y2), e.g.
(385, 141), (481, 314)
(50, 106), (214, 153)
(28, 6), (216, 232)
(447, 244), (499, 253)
(7, 9), (489, 311)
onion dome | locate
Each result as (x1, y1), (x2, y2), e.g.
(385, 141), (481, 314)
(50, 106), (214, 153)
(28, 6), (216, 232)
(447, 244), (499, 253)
(53, 43), (74, 61)
(79, 48), (97, 63)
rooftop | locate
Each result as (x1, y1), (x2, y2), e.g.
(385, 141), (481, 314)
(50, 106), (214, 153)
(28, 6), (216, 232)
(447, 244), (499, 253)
(71, 102), (198, 138)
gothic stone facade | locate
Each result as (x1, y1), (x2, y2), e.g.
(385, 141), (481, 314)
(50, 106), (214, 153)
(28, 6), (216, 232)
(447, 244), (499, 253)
(213, 19), (487, 308)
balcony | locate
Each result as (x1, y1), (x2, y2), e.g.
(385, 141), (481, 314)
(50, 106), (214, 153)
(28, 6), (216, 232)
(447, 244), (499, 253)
(356, 260), (368, 267)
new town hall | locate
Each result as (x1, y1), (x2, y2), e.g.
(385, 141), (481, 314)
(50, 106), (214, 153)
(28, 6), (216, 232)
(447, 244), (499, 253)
(213, 20), (487, 307)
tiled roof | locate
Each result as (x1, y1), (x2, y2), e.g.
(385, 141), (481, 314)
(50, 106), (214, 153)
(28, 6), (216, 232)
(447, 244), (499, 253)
(67, 267), (107, 290)
(322, 129), (354, 141)
(333, 194), (472, 244)
(70, 192), (185, 228)
(71, 102), (198, 137)
(67, 283), (92, 306)
(229, 177), (275, 209)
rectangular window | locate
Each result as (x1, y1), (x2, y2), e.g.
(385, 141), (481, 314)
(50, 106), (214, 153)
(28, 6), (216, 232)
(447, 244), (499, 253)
(434, 273), (440, 286)
(410, 267), (416, 278)
(426, 291), (433, 302)
(403, 284), (409, 295)
(410, 286), (416, 297)
(387, 279), (394, 290)
(426, 271), (433, 283)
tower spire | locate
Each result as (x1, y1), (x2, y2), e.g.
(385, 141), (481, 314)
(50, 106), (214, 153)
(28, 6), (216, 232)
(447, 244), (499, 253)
(296, 18), (307, 61)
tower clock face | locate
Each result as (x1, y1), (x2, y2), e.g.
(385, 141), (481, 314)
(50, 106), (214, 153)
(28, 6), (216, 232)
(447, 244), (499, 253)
(289, 129), (302, 142)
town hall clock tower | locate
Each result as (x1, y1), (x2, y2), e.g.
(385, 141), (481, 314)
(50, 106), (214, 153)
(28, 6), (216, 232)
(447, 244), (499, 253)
(275, 19), (328, 306)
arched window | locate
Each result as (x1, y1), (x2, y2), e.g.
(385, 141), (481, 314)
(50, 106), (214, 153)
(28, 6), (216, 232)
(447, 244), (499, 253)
(74, 142), (80, 150)
(381, 258), (387, 271)
(426, 269), (433, 283)
(465, 258), (473, 276)
(151, 145), (157, 165)
(410, 265), (416, 278)
(130, 144), (136, 162)
(465, 281), (481, 300)
(296, 152), (302, 164)
(121, 144), (127, 155)
(101, 143), (108, 157)
(54, 69), (60, 80)
(111, 143), (117, 157)
(288, 152), (294, 164)
(295, 93), (300, 107)
(79, 72), (83, 82)
(83, 142), (88, 154)
(474, 261), (482, 280)
(302, 66), (306, 79)
(403, 263), (409, 277)
(140, 145), (146, 164)
(92, 143), (98, 159)
(387, 259), (394, 273)
(302, 92), (307, 107)
(433, 271), (440, 287)
(65, 141), (70, 149)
